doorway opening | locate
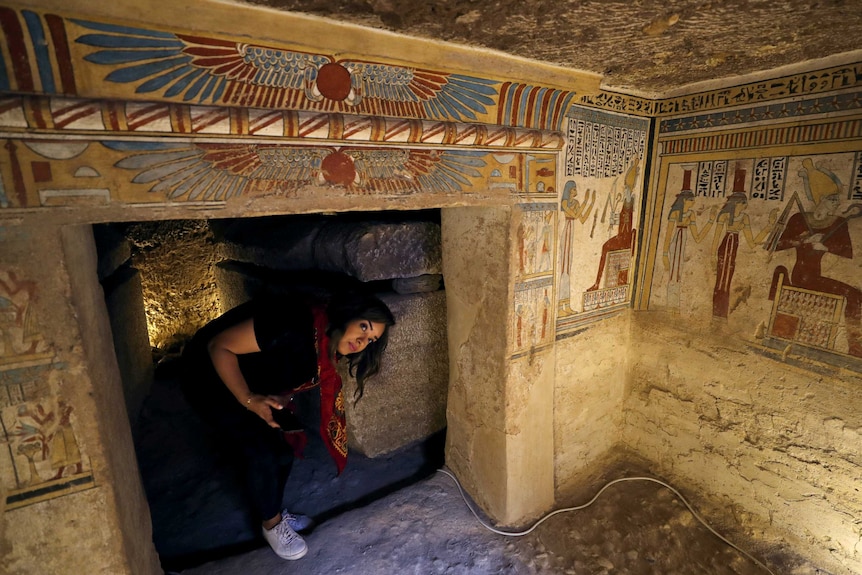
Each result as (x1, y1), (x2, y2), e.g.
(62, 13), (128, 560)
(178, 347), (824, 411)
(94, 210), (448, 570)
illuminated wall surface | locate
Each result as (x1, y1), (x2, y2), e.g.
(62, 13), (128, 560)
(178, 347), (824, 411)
(0, 2), (860, 574)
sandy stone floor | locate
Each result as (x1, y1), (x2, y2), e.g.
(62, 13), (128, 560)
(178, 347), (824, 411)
(140, 361), (830, 575)
(175, 471), (829, 575)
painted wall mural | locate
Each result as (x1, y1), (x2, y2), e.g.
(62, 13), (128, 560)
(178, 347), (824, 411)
(0, 95), (565, 147)
(70, 18), (497, 121)
(0, 6), (580, 131)
(578, 63), (862, 118)
(556, 107), (649, 336)
(0, 269), (94, 510)
(0, 135), (558, 208)
(649, 153), (862, 370)
(105, 142), (491, 200)
(510, 152), (559, 358)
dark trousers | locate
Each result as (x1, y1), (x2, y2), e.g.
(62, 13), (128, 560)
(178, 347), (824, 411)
(181, 379), (294, 521)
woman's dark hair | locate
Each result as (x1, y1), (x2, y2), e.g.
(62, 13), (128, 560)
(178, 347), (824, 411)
(326, 290), (396, 400)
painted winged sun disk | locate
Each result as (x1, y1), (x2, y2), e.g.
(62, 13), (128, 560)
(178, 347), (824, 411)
(106, 141), (327, 200)
(74, 20), (498, 121)
(104, 142), (488, 199)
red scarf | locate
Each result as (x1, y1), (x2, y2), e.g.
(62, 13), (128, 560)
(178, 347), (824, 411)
(288, 306), (348, 474)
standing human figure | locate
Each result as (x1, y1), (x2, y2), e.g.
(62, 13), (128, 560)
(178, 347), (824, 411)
(711, 169), (778, 318)
(559, 180), (595, 307)
(662, 168), (717, 307)
(181, 290), (395, 560)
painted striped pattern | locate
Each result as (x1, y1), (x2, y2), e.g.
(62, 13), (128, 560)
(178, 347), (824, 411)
(189, 106), (230, 133)
(0, 96), (565, 150)
(50, 98), (102, 130)
(0, 9), (76, 95)
(0, 97), (28, 127)
(125, 102), (172, 132)
(661, 119), (862, 154)
(247, 109), (283, 136)
(497, 82), (578, 131)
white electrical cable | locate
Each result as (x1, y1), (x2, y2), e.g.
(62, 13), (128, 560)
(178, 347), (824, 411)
(436, 468), (777, 575)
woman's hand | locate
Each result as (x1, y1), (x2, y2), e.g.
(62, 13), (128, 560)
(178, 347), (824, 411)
(245, 393), (285, 428)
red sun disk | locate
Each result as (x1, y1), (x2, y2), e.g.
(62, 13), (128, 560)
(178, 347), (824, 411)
(321, 151), (356, 186)
(316, 63), (352, 101)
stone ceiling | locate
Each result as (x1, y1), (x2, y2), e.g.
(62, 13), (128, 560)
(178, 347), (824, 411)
(245, 0), (862, 95)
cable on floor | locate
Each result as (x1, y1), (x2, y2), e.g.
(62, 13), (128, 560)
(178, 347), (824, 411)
(436, 468), (776, 575)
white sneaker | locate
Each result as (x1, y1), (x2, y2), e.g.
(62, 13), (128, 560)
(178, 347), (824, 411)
(282, 510), (314, 533)
(262, 519), (308, 560)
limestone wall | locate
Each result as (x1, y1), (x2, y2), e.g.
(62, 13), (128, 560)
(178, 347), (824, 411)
(0, 225), (160, 575)
(0, 1), (860, 573)
(553, 315), (629, 495)
(621, 66), (862, 574)
(443, 206), (527, 523)
(550, 105), (648, 496)
(625, 313), (862, 574)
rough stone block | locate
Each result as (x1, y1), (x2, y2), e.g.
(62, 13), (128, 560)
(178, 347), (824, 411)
(313, 221), (441, 281)
(93, 224), (132, 281)
(344, 290), (449, 457)
(215, 218), (441, 281)
(213, 262), (345, 311)
(102, 266), (154, 431)
(215, 217), (322, 272)
(392, 274), (443, 294)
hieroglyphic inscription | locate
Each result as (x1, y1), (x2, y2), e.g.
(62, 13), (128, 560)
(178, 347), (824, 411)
(575, 93), (656, 117)
(695, 161), (728, 198)
(581, 64), (862, 117)
(752, 157), (787, 201)
(851, 152), (862, 201)
(565, 110), (646, 179)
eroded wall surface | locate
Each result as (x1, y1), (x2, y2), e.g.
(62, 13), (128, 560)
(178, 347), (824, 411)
(621, 62), (862, 574)
(0, 225), (160, 575)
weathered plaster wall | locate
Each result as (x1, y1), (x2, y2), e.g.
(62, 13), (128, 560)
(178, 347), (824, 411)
(505, 348), (555, 523)
(0, 224), (159, 575)
(60, 226), (162, 575)
(554, 315), (629, 495)
(551, 106), (647, 495)
(443, 205), (557, 524)
(441, 206), (516, 521)
(625, 313), (862, 574)
(504, 199), (556, 523)
(623, 72), (862, 574)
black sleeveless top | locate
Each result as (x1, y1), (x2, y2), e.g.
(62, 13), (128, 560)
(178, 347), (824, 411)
(182, 298), (318, 405)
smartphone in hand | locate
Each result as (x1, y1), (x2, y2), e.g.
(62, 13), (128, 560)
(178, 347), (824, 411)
(270, 407), (303, 432)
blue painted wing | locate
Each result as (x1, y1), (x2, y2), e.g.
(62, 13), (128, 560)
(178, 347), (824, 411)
(74, 20), (330, 105)
(346, 61), (498, 121)
(104, 141), (327, 200)
(346, 148), (486, 193)
(73, 20), (499, 121)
